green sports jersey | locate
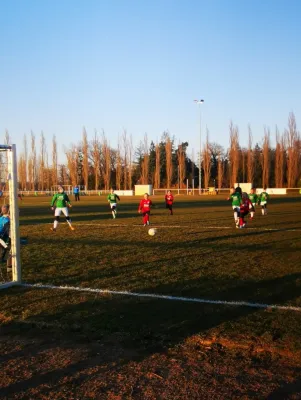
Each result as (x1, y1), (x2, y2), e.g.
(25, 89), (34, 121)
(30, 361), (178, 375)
(51, 192), (71, 208)
(230, 193), (242, 206)
(249, 193), (258, 204)
(107, 193), (120, 203)
(259, 191), (269, 202)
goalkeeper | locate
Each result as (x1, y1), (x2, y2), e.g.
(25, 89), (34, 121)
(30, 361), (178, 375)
(50, 186), (75, 232)
(0, 205), (10, 261)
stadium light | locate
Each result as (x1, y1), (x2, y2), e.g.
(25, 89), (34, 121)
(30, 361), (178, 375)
(194, 99), (204, 194)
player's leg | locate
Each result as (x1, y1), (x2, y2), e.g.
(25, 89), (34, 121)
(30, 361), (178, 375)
(250, 203), (255, 219)
(233, 206), (239, 226)
(111, 203), (117, 218)
(145, 211), (150, 225)
(142, 212), (147, 226)
(62, 207), (75, 230)
(51, 208), (62, 231)
(239, 210), (246, 227)
(261, 202), (266, 215)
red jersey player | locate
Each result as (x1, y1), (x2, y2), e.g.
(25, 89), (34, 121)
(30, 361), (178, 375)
(239, 192), (253, 228)
(138, 193), (153, 226)
(165, 190), (174, 215)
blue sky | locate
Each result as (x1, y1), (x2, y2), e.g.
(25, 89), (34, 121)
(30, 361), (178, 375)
(0, 0), (300, 162)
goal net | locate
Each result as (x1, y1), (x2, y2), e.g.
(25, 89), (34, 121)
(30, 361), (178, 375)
(0, 144), (21, 289)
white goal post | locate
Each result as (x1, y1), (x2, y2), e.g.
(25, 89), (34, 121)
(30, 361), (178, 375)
(0, 144), (21, 288)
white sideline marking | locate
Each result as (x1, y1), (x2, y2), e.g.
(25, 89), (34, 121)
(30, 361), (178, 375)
(74, 224), (301, 232)
(22, 283), (301, 313)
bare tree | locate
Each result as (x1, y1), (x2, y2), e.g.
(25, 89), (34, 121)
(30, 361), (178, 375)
(39, 131), (46, 190)
(217, 151), (224, 189)
(202, 131), (211, 189)
(141, 134), (149, 184)
(165, 135), (173, 188)
(154, 143), (160, 188)
(262, 128), (270, 188)
(275, 127), (285, 188)
(102, 133), (111, 190)
(23, 134), (28, 189)
(52, 136), (58, 187)
(122, 130), (128, 189)
(247, 125), (254, 184)
(65, 145), (78, 186)
(115, 136), (122, 190)
(92, 132), (101, 190)
(30, 131), (37, 190)
(178, 143), (186, 188)
(82, 128), (89, 190)
(229, 122), (239, 187)
(286, 112), (300, 187)
(128, 134), (133, 189)
(18, 155), (27, 190)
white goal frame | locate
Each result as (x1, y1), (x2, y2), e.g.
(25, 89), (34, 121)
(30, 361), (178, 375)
(0, 144), (21, 288)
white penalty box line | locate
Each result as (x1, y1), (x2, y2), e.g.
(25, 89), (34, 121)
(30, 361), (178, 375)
(22, 283), (301, 313)
(77, 224), (301, 232)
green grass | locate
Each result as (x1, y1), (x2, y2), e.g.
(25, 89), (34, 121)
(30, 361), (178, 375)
(1, 194), (301, 398)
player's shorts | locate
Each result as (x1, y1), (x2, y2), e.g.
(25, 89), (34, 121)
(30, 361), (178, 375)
(55, 207), (69, 217)
(232, 206), (240, 212)
(260, 201), (267, 206)
(110, 203), (117, 209)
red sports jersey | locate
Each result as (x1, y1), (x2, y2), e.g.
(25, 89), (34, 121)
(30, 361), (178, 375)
(240, 198), (252, 213)
(138, 199), (152, 212)
(165, 194), (174, 205)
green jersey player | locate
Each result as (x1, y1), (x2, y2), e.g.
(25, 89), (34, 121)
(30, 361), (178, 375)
(258, 187), (270, 215)
(107, 189), (120, 219)
(50, 186), (75, 231)
(227, 188), (242, 226)
(248, 188), (258, 219)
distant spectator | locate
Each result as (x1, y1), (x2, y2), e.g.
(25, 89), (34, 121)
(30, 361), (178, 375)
(73, 185), (80, 201)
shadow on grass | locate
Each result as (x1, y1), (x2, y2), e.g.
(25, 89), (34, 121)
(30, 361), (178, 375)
(1, 271), (301, 398)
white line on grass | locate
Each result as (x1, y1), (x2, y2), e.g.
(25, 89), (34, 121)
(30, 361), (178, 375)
(74, 224), (301, 232)
(22, 283), (301, 313)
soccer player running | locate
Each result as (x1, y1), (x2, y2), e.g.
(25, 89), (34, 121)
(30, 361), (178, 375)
(258, 187), (269, 215)
(227, 187), (242, 227)
(50, 186), (75, 232)
(138, 193), (153, 226)
(107, 189), (120, 219)
(248, 187), (258, 220)
(165, 190), (174, 215)
(239, 193), (253, 228)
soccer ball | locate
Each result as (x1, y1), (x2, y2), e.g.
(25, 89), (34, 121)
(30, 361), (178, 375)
(148, 228), (157, 236)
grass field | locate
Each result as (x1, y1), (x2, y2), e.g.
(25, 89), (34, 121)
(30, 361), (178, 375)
(1, 194), (301, 399)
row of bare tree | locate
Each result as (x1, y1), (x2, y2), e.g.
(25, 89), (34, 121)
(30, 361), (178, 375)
(6, 112), (301, 190)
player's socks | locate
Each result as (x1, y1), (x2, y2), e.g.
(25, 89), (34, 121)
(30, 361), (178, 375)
(0, 239), (8, 249)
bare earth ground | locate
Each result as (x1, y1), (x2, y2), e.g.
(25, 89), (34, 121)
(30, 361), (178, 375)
(0, 195), (301, 399)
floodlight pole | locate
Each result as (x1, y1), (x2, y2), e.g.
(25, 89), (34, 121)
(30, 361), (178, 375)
(194, 99), (204, 194)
